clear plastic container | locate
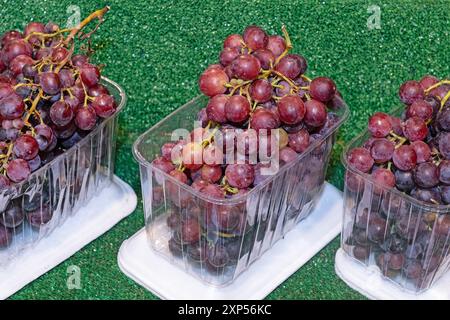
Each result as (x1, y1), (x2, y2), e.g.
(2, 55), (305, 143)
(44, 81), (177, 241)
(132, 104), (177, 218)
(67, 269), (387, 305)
(0, 77), (126, 267)
(133, 95), (349, 286)
(341, 117), (450, 293)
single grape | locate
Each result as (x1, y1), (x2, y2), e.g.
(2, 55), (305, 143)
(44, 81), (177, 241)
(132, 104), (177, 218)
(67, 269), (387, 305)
(438, 160), (450, 184)
(201, 165), (222, 183)
(71, 54), (89, 67)
(399, 80), (424, 104)
(225, 164), (255, 188)
(249, 79), (272, 103)
(92, 94), (116, 118)
(347, 147), (374, 173)
(88, 84), (109, 97)
(74, 107), (97, 131)
(180, 218), (200, 244)
(275, 80), (291, 97)
(27, 155), (41, 172)
(440, 185), (450, 204)
(304, 99), (327, 127)
(252, 48), (275, 70)
(288, 129), (309, 153)
(58, 69), (75, 88)
(211, 206), (242, 231)
(243, 25), (268, 51)
(279, 146), (298, 163)
(223, 34), (243, 49)
(411, 140), (431, 163)
(368, 216), (387, 243)
(436, 215), (450, 236)
(266, 35), (286, 57)
(413, 162), (439, 188)
(437, 107), (450, 131)
(309, 77), (336, 102)
(411, 187), (442, 204)
(403, 260), (422, 279)
(439, 132), (450, 159)
(206, 94), (228, 123)
(407, 99), (433, 120)
(39, 72), (61, 95)
(79, 63), (100, 88)
(199, 67), (229, 97)
(219, 47), (240, 66)
(249, 109), (278, 131)
(394, 170), (415, 192)
(275, 54), (306, 79)
(182, 142), (203, 170)
(8, 54), (34, 76)
(6, 158), (31, 182)
(277, 95), (305, 125)
(0, 92), (24, 120)
(230, 54), (261, 80)
(191, 179), (209, 191)
(372, 168), (395, 188)
(50, 101), (73, 127)
(225, 95), (250, 123)
(368, 112), (392, 138)
(370, 138), (394, 163)
(393, 145), (417, 171)
(1, 39), (32, 65)
(13, 134), (39, 160)
(419, 75), (439, 91)
(152, 156), (175, 173)
(403, 116), (428, 141)
(1, 30), (23, 47)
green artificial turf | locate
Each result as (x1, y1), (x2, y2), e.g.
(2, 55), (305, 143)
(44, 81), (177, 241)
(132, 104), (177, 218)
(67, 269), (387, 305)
(1, 0), (449, 300)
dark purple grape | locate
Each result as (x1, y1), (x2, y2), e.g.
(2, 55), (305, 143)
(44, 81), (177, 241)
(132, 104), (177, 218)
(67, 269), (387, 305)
(39, 72), (61, 95)
(419, 75), (439, 91)
(437, 107), (450, 132)
(413, 162), (439, 188)
(9, 54), (34, 76)
(394, 170), (415, 192)
(27, 155), (41, 172)
(71, 54), (89, 67)
(0, 92), (25, 120)
(26, 205), (53, 228)
(50, 101), (73, 127)
(403, 260), (422, 279)
(368, 216), (387, 243)
(440, 185), (450, 204)
(372, 168), (395, 188)
(411, 187), (442, 204)
(439, 132), (450, 159)
(1, 39), (32, 65)
(304, 99), (327, 127)
(438, 160), (450, 184)
(1, 201), (24, 228)
(180, 218), (200, 244)
(411, 141), (431, 163)
(407, 99), (433, 120)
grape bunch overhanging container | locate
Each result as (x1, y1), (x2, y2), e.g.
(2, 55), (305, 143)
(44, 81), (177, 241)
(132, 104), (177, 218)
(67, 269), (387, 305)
(0, 77), (125, 267)
(341, 110), (450, 293)
(133, 95), (349, 286)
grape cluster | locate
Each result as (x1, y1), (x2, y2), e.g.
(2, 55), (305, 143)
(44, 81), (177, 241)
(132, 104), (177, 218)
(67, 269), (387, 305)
(151, 25), (344, 278)
(345, 75), (450, 291)
(0, 7), (115, 189)
(0, 8), (116, 249)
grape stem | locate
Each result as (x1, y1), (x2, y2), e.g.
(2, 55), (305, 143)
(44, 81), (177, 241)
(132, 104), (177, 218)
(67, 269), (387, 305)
(24, 28), (71, 41)
(424, 79), (450, 94)
(274, 25), (293, 66)
(23, 89), (43, 128)
(439, 90), (450, 112)
(64, 6), (110, 45)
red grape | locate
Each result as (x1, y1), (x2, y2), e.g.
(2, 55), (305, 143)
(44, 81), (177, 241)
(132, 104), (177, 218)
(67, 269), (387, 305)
(309, 77), (336, 102)
(75, 107), (97, 131)
(277, 95), (305, 125)
(58, 69), (75, 88)
(161, 142), (176, 162)
(152, 156), (175, 173)
(71, 54), (89, 67)
(243, 26), (268, 51)
(1, 30), (23, 47)
(39, 72), (61, 95)
(249, 79), (272, 102)
(200, 183), (225, 198)
(250, 109), (279, 132)
(9, 54), (34, 76)
(411, 141), (431, 163)
(372, 168), (395, 188)
(225, 164), (255, 188)
(6, 158), (31, 182)
(368, 112), (392, 138)
(88, 84), (109, 97)
(199, 67), (229, 97)
(92, 94), (116, 118)
(413, 162), (439, 188)
(419, 75), (439, 91)
(275, 54), (306, 79)
(403, 116), (428, 141)
(50, 101), (73, 127)
(347, 147), (374, 173)
(201, 165), (222, 183)
(279, 146), (298, 163)
(370, 138), (394, 163)
(304, 99), (327, 127)
(399, 80), (424, 104)
(406, 99), (433, 120)
(225, 95), (250, 123)
(252, 48), (275, 69)
(206, 94), (228, 123)
(203, 144), (223, 166)
(182, 142), (203, 170)
(219, 47), (240, 66)
(288, 129), (309, 153)
(0, 92), (24, 119)
(13, 134), (39, 160)
(51, 47), (69, 63)
(266, 35), (286, 57)
(191, 179), (209, 191)
(223, 34), (243, 49)
(0, 175), (11, 190)
(393, 145), (417, 171)
(230, 54), (261, 80)
(79, 63), (100, 88)
(1, 39), (32, 65)
(181, 218), (200, 244)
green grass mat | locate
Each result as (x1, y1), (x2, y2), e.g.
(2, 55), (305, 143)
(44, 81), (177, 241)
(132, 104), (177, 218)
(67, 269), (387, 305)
(1, 0), (449, 299)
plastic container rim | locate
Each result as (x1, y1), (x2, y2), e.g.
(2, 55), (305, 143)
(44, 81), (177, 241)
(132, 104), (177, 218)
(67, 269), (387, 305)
(133, 95), (349, 205)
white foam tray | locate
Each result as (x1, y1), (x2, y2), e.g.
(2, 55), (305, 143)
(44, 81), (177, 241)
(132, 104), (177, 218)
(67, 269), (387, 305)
(0, 176), (137, 300)
(335, 249), (450, 300)
(118, 182), (343, 300)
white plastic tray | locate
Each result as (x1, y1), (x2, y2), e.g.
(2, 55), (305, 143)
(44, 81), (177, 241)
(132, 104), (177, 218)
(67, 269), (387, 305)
(0, 176), (137, 300)
(118, 182), (343, 300)
(335, 248), (450, 300)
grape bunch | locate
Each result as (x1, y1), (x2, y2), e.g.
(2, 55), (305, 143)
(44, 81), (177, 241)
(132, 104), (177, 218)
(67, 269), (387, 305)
(345, 75), (450, 291)
(0, 7), (116, 190)
(150, 25), (344, 278)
